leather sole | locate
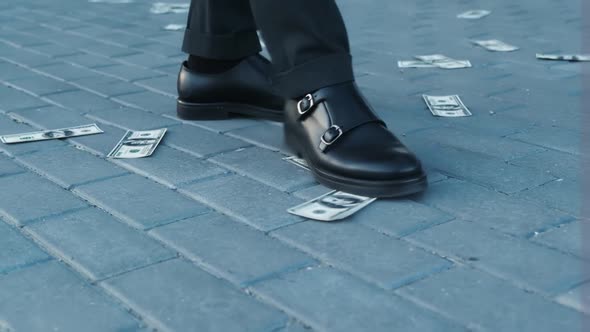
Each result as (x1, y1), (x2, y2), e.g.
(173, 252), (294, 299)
(177, 99), (283, 121)
(285, 131), (428, 198)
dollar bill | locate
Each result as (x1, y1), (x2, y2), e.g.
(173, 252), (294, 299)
(288, 190), (376, 221)
(415, 54), (472, 69)
(108, 128), (167, 159)
(0, 124), (103, 144)
(436, 60), (472, 69)
(398, 60), (436, 68)
(282, 156), (310, 171)
(457, 10), (491, 19)
(536, 54), (590, 62)
(423, 95), (472, 117)
(163, 24), (185, 31)
(150, 2), (189, 14)
(473, 39), (519, 52)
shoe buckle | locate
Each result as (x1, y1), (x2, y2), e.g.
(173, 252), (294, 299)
(297, 94), (315, 115)
(321, 125), (343, 147)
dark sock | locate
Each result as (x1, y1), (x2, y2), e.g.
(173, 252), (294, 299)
(187, 55), (243, 74)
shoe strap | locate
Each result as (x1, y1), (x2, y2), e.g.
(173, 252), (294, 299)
(296, 88), (386, 153)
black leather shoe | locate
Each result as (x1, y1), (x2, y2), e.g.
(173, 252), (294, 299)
(284, 82), (427, 198)
(177, 54), (284, 121)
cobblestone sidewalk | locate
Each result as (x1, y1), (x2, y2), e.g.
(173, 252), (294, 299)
(0, 0), (587, 331)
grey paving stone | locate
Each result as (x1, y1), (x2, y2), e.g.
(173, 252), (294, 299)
(451, 111), (538, 138)
(102, 258), (286, 332)
(116, 145), (226, 188)
(73, 173), (208, 230)
(251, 266), (463, 332)
(59, 52), (117, 68)
(134, 75), (177, 96)
(129, 41), (183, 57)
(180, 174), (304, 232)
(0, 172), (87, 225)
(409, 140), (555, 194)
(0, 61), (37, 81)
(509, 149), (580, 180)
(26, 207), (175, 281)
(94, 63), (165, 82)
(406, 219), (585, 295)
(397, 267), (583, 332)
(86, 105), (179, 131)
(115, 52), (179, 69)
(8, 75), (78, 97)
(210, 147), (316, 192)
(10, 106), (93, 129)
(292, 184), (334, 201)
(509, 125), (580, 155)
(413, 179), (574, 237)
(79, 42), (138, 58)
(164, 124), (250, 157)
(0, 221), (50, 274)
(353, 199), (455, 237)
(155, 63), (183, 75)
(35, 62), (98, 82)
(183, 117), (262, 133)
(0, 29), (50, 47)
(71, 75), (144, 97)
(0, 153), (24, 177)
(408, 126), (545, 161)
(556, 282), (590, 314)
(27, 43), (82, 58)
(45, 89), (123, 114)
(112, 90), (176, 115)
(45, 31), (96, 48)
(96, 30), (147, 45)
(72, 24), (120, 38)
(0, 85), (48, 113)
(0, 261), (142, 332)
(0, 44), (56, 67)
(150, 212), (316, 286)
(272, 221), (451, 289)
(533, 220), (586, 258)
(16, 146), (128, 188)
(276, 319), (314, 332)
(516, 178), (580, 216)
(227, 122), (291, 153)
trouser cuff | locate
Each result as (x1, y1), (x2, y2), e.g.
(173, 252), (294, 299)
(182, 28), (261, 60)
(273, 53), (355, 98)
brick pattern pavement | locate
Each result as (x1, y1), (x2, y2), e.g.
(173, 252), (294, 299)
(0, 0), (586, 331)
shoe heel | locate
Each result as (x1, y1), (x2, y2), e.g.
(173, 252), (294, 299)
(177, 100), (231, 120)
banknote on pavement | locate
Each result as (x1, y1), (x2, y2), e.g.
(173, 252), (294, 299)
(163, 24), (185, 31)
(536, 54), (590, 62)
(288, 190), (377, 221)
(150, 2), (189, 14)
(398, 60), (437, 68)
(415, 54), (472, 69)
(282, 156), (310, 171)
(457, 10), (491, 19)
(0, 124), (103, 144)
(473, 39), (519, 52)
(423, 95), (472, 117)
(108, 128), (167, 159)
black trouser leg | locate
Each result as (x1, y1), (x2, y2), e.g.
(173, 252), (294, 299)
(182, 0), (355, 98)
(182, 0), (261, 60)
(249, 0), (354, 98)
